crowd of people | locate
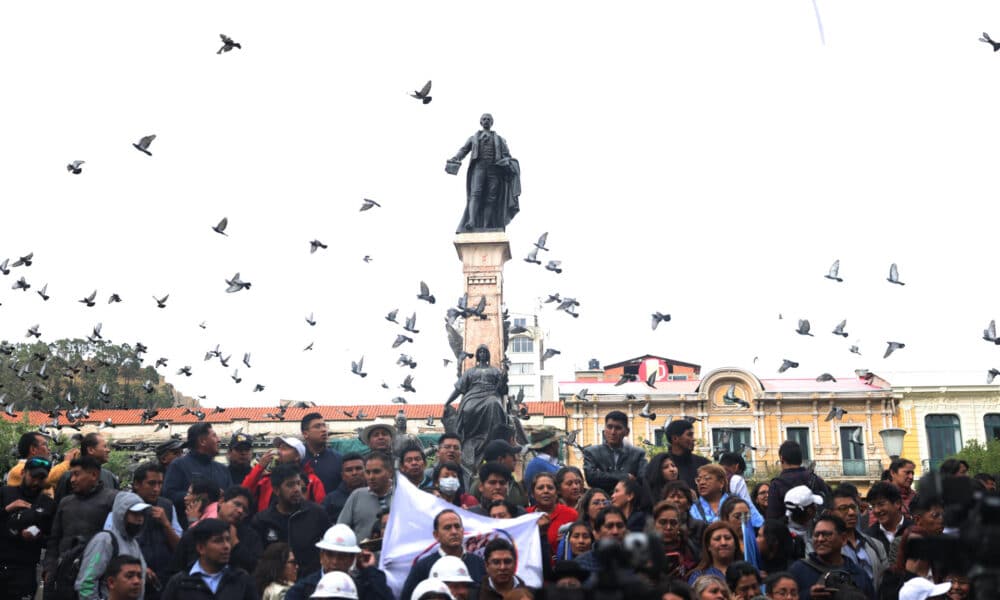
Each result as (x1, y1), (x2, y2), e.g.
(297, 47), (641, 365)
(1, 409), (995, 600)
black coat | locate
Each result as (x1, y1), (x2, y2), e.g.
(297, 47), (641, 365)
(399, 552), (487, 600)
(250, 502), (330, 575)
(161, 566), (256, 600)
(165, 521), (262, 580)
(0, 483), (56, 566)
(582, 443), (648, 493)
(766, 467), (831, 521)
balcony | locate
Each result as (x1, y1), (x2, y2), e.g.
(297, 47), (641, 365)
(765, 459), (884, 480)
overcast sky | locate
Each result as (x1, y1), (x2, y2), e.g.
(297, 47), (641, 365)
(2, 1), (999, 408)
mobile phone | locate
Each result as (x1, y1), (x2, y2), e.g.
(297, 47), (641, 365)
(25, 525), (41, 536)
(359, 538), (383, 552)
(664, 551), (681, 573)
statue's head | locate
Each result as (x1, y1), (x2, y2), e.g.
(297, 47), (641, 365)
(480, 113), (494, 130)
(475, 344), (490, 364)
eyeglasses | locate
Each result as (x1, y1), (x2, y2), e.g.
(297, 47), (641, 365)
(812, 530), (836, 539)
(591, 499), (610, 506)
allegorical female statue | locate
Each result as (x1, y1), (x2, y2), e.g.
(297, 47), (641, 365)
(444, 344), (510, 470)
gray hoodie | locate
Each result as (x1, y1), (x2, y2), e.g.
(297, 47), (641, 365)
(76, 492), (149, 600)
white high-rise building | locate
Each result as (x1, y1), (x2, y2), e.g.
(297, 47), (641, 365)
(505, 310), (552, 402)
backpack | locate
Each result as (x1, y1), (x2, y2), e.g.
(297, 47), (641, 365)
(47, 531), (118, 600)
(801, 556), (867, 600)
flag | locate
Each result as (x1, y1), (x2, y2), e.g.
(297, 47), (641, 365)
(380, 474), (543, 597)
(742, 517), (761, 569)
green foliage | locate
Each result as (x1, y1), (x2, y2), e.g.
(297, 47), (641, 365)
(0, 414), (35, 475)
(0, 338), (176, 412)
(951, 438), (1000, 475)
(104, 450), (135, 485)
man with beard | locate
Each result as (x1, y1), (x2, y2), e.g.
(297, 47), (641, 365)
(167, 486), (262, 579)
(322, 453), (366, 522)
(161, 519), (257, 600)
(76, 492), (152, 600)
(251, 464), (330, 575)
(337, 453), (393, 541)
(0, 456), (56, 599)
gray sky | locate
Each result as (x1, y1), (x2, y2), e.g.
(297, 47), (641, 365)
(2, 1), (999, 407)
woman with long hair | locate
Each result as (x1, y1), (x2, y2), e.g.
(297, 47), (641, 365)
(755, 519), (802, 576)
(431, 461), (478, 508)
(526, 472), (578, 552)
(719, 497), (752, 543)
(611, 478), (650, 532)
(555, 466), (584, 507)
(184, 478), (222, 525)
(254, 542), (298, 600)
(664, 480), (707, 557)
(575, 488), (610, 531)
(751, 482), (769, 517)
(644, 452), (680, 503)
(687, 522), (742, 585)
(653, 500), (699, 579)
(556, 521), (594, 561)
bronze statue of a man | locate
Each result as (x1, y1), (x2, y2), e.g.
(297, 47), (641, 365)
(446, 113), (521, 233)
(443, 344), (510, 471)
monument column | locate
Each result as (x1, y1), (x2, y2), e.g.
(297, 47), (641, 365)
(454, 232), (511, 371)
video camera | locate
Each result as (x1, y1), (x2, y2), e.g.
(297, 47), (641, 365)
(537, 533), (671, 600)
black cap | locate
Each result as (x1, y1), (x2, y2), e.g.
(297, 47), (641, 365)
(155, 439), (184, 456)
(229, 432), (253, 449)
(483, 439), (520, 461)
(552, 560), (589, 583)
(25, 457), (52, 476)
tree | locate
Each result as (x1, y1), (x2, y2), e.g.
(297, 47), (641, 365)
(951, 439), (1000, 475)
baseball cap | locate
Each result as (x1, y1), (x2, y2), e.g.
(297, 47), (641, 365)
(784, 485), (824, 513)
(898, 577), (951, 600)
(429, 556), (474, 583)
(483, 440), (520, 461)
(25, 457), (52, 476)
(411, 578), (455, 600)
(229, 432), (253, 449)
(128, 502), (153, 513)
(274, 435), (306, 459)
(311, 571), (358, 600)
(315, 524), (361, 553)
(155, 439), (184, 456)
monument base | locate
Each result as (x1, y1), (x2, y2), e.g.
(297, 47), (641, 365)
(454, 232), (512, 373)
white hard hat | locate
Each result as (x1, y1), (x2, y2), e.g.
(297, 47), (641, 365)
(412, 578), (455, 600)
(311, 571), (358, 600)
(429, 556), (474, 583)
(315, 524), (362, 553)
(273, 435), (307, 459)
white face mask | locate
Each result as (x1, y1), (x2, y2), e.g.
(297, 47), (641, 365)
(439, 477), (461, 494)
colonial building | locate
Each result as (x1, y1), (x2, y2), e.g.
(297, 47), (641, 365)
(561, 356), (901, 486)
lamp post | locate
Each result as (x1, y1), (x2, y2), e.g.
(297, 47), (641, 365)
(879, 428), (907, 459)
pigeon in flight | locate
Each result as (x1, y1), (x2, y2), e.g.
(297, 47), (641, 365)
(824, 260), (843, 282)
(509, 323), (529, 335)
(391, 396), (407, 404)
(303, 342), (314, 351)
(12, 253), (33, 268)
(825, 405), (847, 421)
(385, 309), (399, 323)
(534, 232), (550, 252)
(108, 293), (122, 303)
(225, 273), (251, 293)
(796, 320), (814, 336)
(393, 334), (414, 348)
(79, 290), (97, 307)
(639, 402), (656, 420)
(212, 217), (229, 236)
(544, 293), (561, 304)
(154, 294), (169, 308)
(351, 357), (366, 377)
(645, 371), (657, 389)
(417, 281), (436, 304)
(980, 32), (1000, 51)
(178, 366), (192, 376)
(218, 34), (242, 53)
(887, 263), (905, 285)
(849, 345), (861, 355)
(848, 429), (864, 447)
(254, 384), (265, 392)
(67, 160), (85, 174)
(778, 359), (799, 373)
(240, 353), (250, 368)
(541, 348), (561, 362)
(12, 277), (30, 291)
(306, 313), (317, 326)
(574, 388), (589, 402)
(37, 284), (50, 301)
(359, 198), (382, 211)
(545, 261), (562, 274)
(231, 369), (242, 384)
(832, 320), (848, 338)
(26, 324), (41, 338)
(651, 312), (671, 330)
(615, 373), (637, 386)
(410, 80), (432, 104)
(404, 313), (420, 334)
(89, 323), (103, 341)
(723, 384), (750, 408)
(219, 354), (231, 367)
(143, 380), (155, 393)
(309, 240), (328, 254)
(884, 341), (905, 358)
(988, 368), (1000, 384)
(0, 259), (8, 275)
(816, 373), (837, 383)
(984, 320), (996, 343)
(400, 375), (416, 393)
(397, 354), (417, 369)
(132, 135), (156, 156)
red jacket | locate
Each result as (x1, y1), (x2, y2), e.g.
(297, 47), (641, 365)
(528, 502), (578, 552)
(242, 460), (326, 512)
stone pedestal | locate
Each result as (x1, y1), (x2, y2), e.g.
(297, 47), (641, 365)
(454, 232), (511, 371)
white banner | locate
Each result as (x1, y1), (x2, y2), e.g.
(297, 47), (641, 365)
(380, 474), (544, 598)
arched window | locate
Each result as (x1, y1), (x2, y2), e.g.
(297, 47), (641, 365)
(925, 414), (962, 469)
(985, 414), (1000, 441)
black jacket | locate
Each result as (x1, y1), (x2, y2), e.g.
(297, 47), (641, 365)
(0, 483), (56, 566)
(766, 466), (831, 521)
(163, 451), (233, 527)
(863, 517), (912, 555)
(399, 552), (487, 600)
(161, 566), (256, 600)
(667, 450), (711, 490)
(582, 443), (648, 493)
(285, 566), (394, 600)
(165, 521), (263, 580)
(321, 481), (359, 523)
(250, 502), (330, 575)
(44, 481), (119, 571)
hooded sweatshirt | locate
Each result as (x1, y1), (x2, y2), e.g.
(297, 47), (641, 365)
(76, 492), (149, 600)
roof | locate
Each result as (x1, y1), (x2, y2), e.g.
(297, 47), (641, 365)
(0, 401), (565, 427)
(873, 371), (998, 388)
(601, 355), (702, 370)
(559, 376), (889, 396)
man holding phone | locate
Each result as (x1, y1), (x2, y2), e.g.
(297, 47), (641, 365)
(0, 456), (56, 599)
(788, 515), (873, 599)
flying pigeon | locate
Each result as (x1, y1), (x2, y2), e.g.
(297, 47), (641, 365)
(309, 240), (328, 253)
(417, 281), (436, 304)
(108, 293), (122, 303)
(26, 324), (41, 338)
(385, 309), (399, 323)
(89, 322), (103, 341)
(651, 312), (671, 330)
(356, 409), (368, 420)
(825, 405), (847, 421)
(253, 384), (264, 392)
(615, 373), (637, 386)
(12, 277), (30, 291)
(397, 354), (417, 369)
(410, 80), (432, 104)
(824, 259), (843, 282)
(723, 384), (750, 408)
(0, 259), (8, 275)
(887, 263), (905, 285)
(12, 253), (33, 267)
(645, 371), (658, 389)
(816, 373), (837, 383)
(400, 375), (416, 393)
(404, 313), (420, 334)
(984, 320), (997, 343)
(359, 198), (382, 211)
(98, 418), (115, 431)
(778, 359), (799, 373)
(231, 369), (242, 384)
(849, 345), (861, 355)
(154, 294), (169, 308)
(142, 380), (155, 393)
(884, 341), (905, 358)
(351, 357), (367, 377)
(796, 320), (814, 336)
(79, 290), (97, 307)
(242, 353), (251, 368)
(66, 160), (85, 174)
(36, 284), (50, 301)
(545, 261), (562, 274)
(306, 313), (316, 326)
(574, 388), (589, 402)
(832, 320), (848, 337)
(363, 255), (372, 263)
(639, 402), (656, 420)
(132, 135), (156, 156)
(544, 293), (561, 304)
(541, 348), (561, 362)
(391, 396), (407, 404)
(303, 342), (314, 351)
(225, 273), (251, 293)
(178, 366), (192, 376)
(980, 32), (1000, 51)
(217, 354), (231, 368)
(218, 34), (242, 53)
(988, 368), (1000, 384)
(212, 217), (228, 235)
(849, 429), (864, 447)
(393, 334), (414, 348)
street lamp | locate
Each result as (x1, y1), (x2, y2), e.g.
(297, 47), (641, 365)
(878, 428), (907, 459)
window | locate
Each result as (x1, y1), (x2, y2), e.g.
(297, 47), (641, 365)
(926, 415), (962, 468)
(712, 428), (754, 475)
(667, 374), (688, 381)
(840, 427), (865, 476)
(509, 362), (535, 375)
(986, 414), (1000, 441)
(786, 427), (811, 460)
(509, 319), (533, 353)
(509, 385), (534, 402)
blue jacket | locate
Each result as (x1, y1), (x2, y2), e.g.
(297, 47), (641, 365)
(163, 451), (233, 525)
(302, 447), (342, 494)
(789, 553), (874, 600)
